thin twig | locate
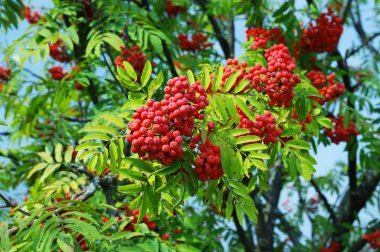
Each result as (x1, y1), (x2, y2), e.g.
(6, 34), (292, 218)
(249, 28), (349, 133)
(103, 46), (129, 98)
(310, 179), (337, 224)
(0, 192), (31, 216)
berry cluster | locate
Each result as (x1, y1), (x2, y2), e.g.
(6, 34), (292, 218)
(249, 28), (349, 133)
(0, 66), (11, 81)
(300, 7), (343, 53)
(324, 116), (359, 144)
(247, 44), (300, 107)
(237, 108), (282, 144)
(178, 33), (213, 51)
(76, 234), (89, 251)
(192, 137), (223, 181)
(0, 66), (11, 92)
(126, 76), (208, 165)
(114, 45), (147, 78)
(165, 0), (186, 17)
(363, 230), (380, 249)
(22, 5), (42, 24)
(306, 71), (345, 105)
(49, 38), (69, 62)
(245, 27), (285, 50)
(48, 66), (68, 80)
(320, 241), (340, 252)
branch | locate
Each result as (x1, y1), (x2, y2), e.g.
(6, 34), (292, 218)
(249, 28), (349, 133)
(253, 196), (272, 251)
(101, 50), (129, 99)
(261, 191), (301, 247)
(349, 0), (379, 57)
(339, 0), (354, 23)
(87, 78), (99, 104)
(162, 41), (178, 77)
(23, 68), (46, 83)
(346, 32), (380, 58)
(60, 116), (90, 123)
(310, 179), (337, 224)
(99, 173), (118, 216)
(0, 192), (30, 216)
(274, 209), (301, 247)
(196, 0), (232, 59)
(232, 210), (255, 252)
(228, 18), (235, 58)
(333, 169), (380, 243)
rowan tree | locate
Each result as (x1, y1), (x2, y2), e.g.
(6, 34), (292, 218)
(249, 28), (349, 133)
(0, 0), (379, 251)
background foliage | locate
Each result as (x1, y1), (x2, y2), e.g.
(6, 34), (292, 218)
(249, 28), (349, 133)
(0, 0), (379, 251)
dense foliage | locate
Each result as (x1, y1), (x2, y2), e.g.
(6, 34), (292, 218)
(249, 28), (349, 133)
(0, 0), (379, 251)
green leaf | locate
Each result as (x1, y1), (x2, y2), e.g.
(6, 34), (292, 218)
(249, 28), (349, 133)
(154, 162), (181, 175)
(234, 79), (250, 93)
(187, 70), (195, 84)
(80, 133), (111, 143)
(298, 163), (315, 181)
(80, 125), (118, 135)
(225, 193), (233, 221)
(88, 153), (98, 172)
(40, 163), (61, 183)
(148, 71), (164, 99)
(121, 100), (146, 111)
(109, 142), (118, 174)
(106, 231), (143, 241)
(101, 113), (125, 128)
(144, 185), (158, 215)
(77, 150), (99, 161)
(128, 92), (147, 101)
(57, 232), (74, 252)
(316, 117), (333, 129)
(202, 66), (211, 90)
(212, 64), (223, 92)
(117, 65), (139, 88)
(228, 128), (251, 137)
(235, 204), (244, 226)
(38, 152), (54, 163)
(64, 145), (74, 163)
(140, 61), (152, 87)
(66, 26), (79, 44)
(176, 244), (202, 252)
(55, 143), (63, 163)
(241, 143), (268, 152)
(241, 200), (258, 223)
(250, 159), (268, 171)
(286, 139), (310, 150)
(273, 2), (289, 17)
(119, 168), (147, 181)
(223, 70), (242, 92)
(102, 33), (125, 52)
(27, 163), (48, 179)
(118, 184), (143, 194)
(249, 152), (270, 159)
(102, 147), (109, 171)
(156, 174), (181, 193)
(75, 142), (103, 151)
(235, 135), (261, 145)
(123, 61), (138, 81)
(235, 98), (256, 121)
(124, 157), (154, 173)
